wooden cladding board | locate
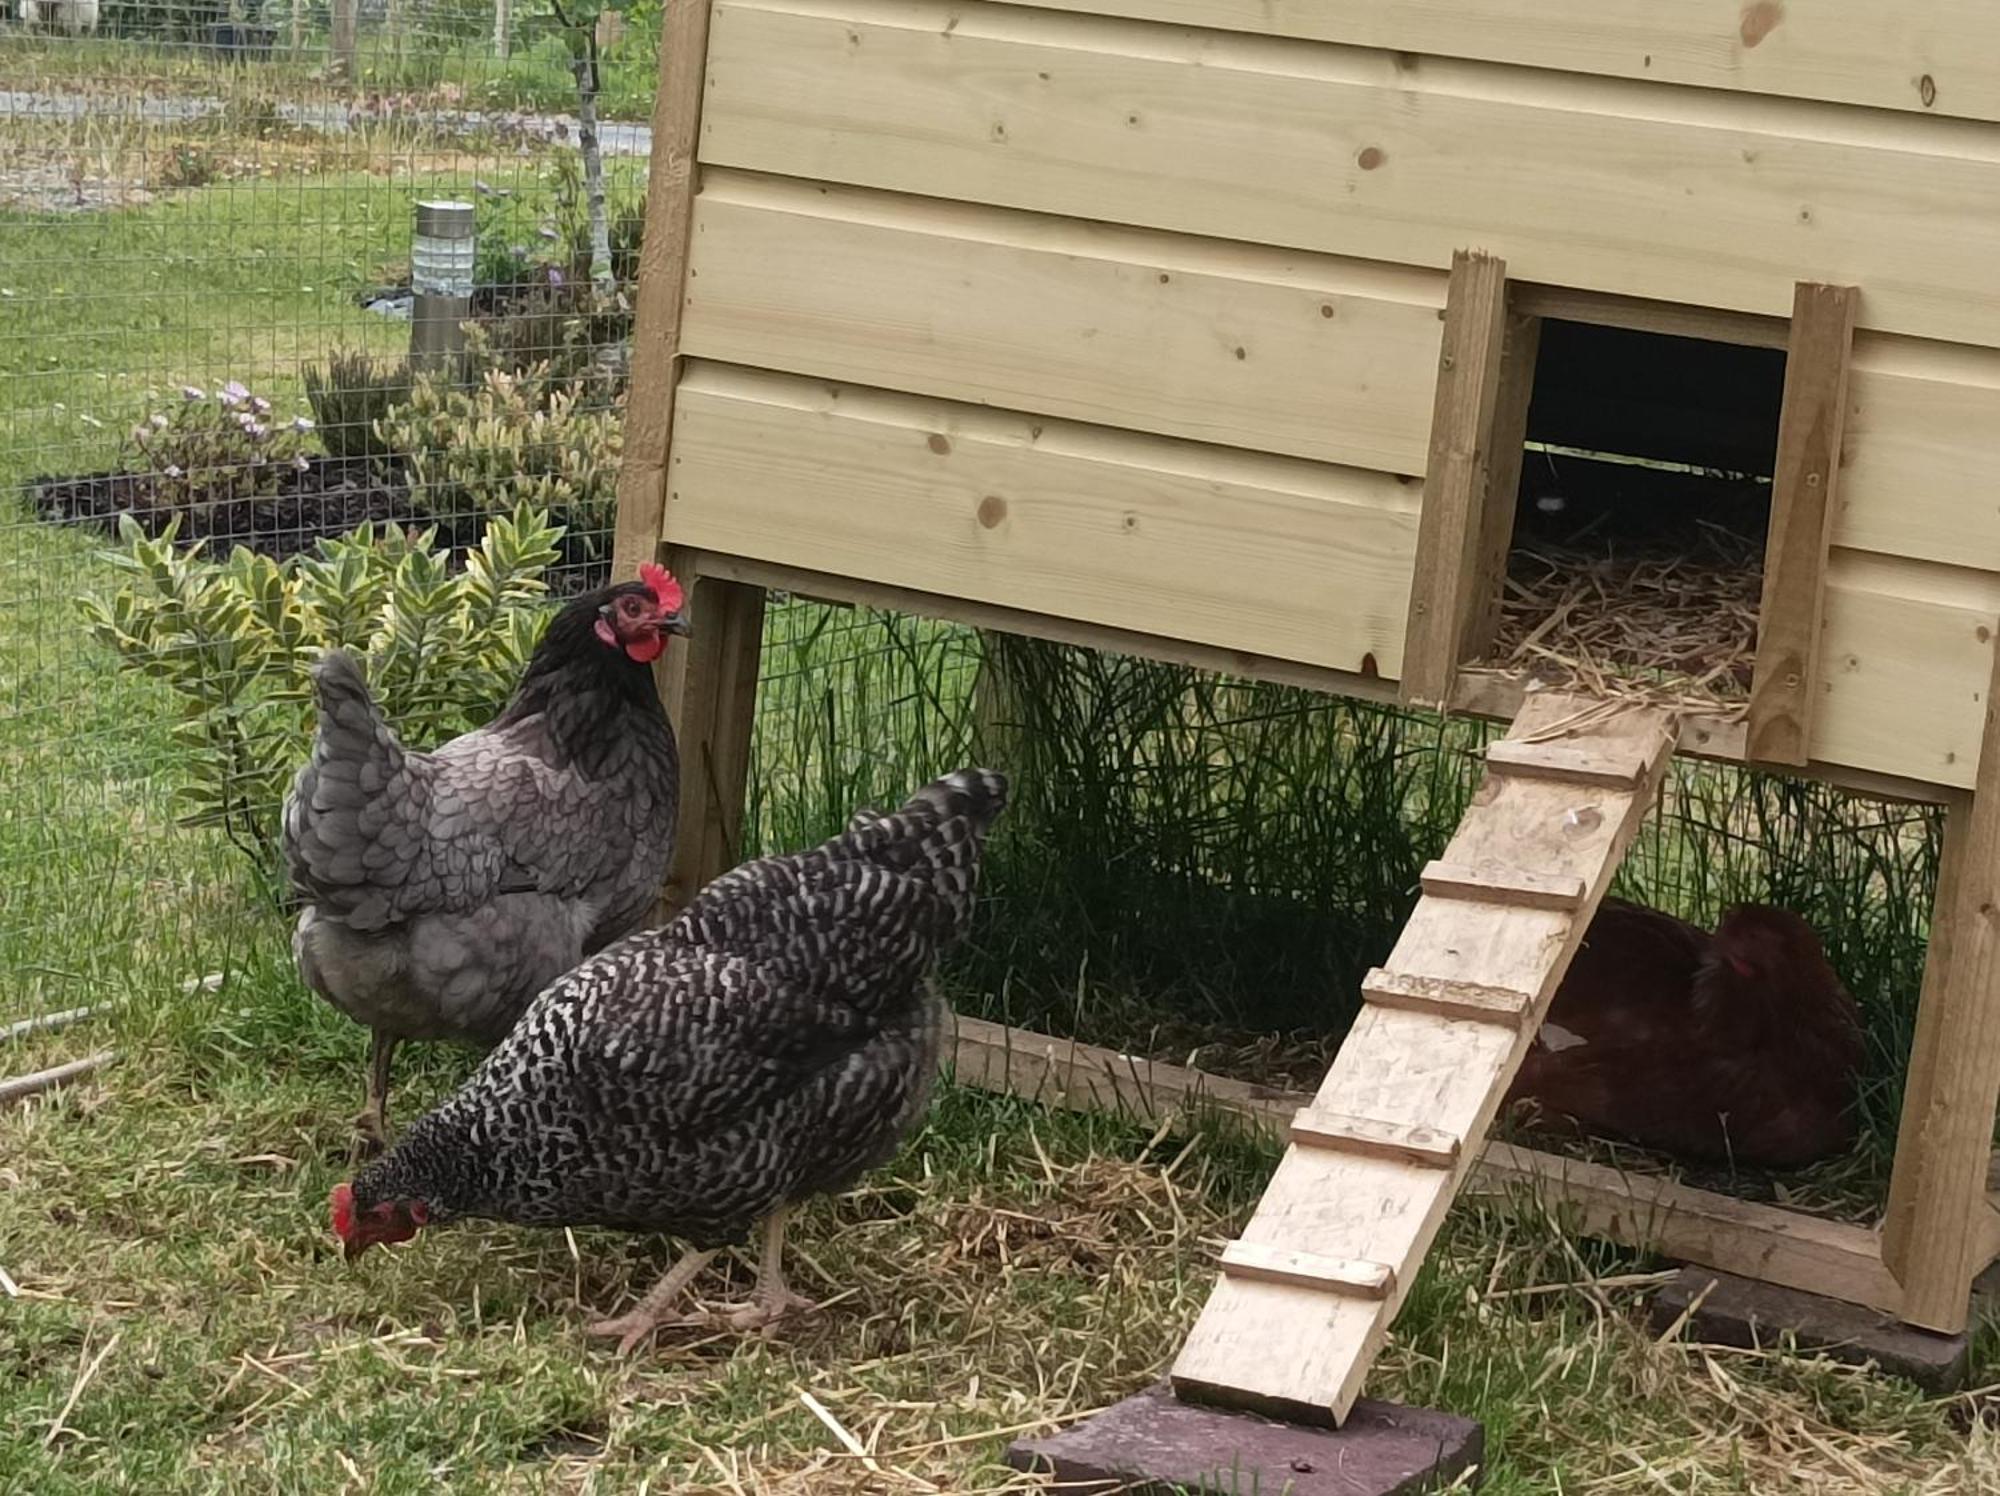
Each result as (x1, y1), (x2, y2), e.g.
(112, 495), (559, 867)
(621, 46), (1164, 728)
(665, 364), (1420, 675)
(681, 172), (1445, 474)
(1817, 553), (2000, 791)
(973, 0), (2000, 125)
(700, 0), (2000, 349)
(1841, 338), (2000, 573)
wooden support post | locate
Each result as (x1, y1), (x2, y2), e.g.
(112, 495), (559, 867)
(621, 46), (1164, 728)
(1400, 249), (1509, 710)
(610, 0), (720, 585)
(1463, 310), (1540, 663)
(1747, 282), (1858, 766)
(1882, 631), (2000, 1331)
(656, 552), (766, 915)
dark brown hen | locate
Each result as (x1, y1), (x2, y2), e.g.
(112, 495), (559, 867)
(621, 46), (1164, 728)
(1504, 897), (1864, 1169)
(283, 563), (687, 1156)
(330, 768), (1009, 1350)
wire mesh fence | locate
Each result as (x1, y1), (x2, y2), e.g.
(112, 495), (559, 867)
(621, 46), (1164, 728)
(0, 0), (657, 1002)
(0, 0), (1942, 1224)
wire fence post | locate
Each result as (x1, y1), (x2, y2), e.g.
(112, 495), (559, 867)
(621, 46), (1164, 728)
(330, 0), (357, 80)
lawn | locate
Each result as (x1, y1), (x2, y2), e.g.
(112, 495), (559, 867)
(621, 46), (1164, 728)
(3, 109), (2000, 1496)
(0, 23), (662, 123)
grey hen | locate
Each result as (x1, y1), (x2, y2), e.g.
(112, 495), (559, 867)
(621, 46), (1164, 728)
(330, 767), (1008, 1350)
(284, 562), (688, 1156)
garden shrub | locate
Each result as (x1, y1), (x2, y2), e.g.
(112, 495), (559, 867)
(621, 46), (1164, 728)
(77, 505), (564, 892)
(302, 348), (413, 462)
(124, 380), (315, 512)
(375, 366), (623, 554)
(462, 284), (630, 410)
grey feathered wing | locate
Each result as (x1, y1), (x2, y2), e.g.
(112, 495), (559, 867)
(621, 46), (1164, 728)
(281, 647), (658, 932)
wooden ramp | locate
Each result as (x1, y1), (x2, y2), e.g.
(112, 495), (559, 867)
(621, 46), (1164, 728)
(1171, 692), (1678, 1426)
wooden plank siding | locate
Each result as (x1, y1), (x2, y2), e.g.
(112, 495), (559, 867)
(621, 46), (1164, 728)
(969, 0), (2000, 125)
(699, 0), (2000, 350)
(1841, 337), (2000, 573)
(665, 364), (1422, 675)
(680, 172), (1447, 473)
(667, 0), (2000, 795)
(1817, 554), (2000, 790)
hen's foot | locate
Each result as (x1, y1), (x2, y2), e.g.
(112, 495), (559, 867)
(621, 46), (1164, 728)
(347, 1109), (389, 1163)
(584, 1306), (708, 1355)
(585, 1245), (721, 1355)
(717, 1284), (817, 1334)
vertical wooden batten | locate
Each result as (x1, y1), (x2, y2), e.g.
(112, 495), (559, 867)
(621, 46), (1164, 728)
(610, 0), (723, 584)
(1747, 283), (1859, 766)
(1462, 310), (1541, 663)
(1881, 627), (2000, 1331)
(1400, 250), (1510, 709)
(655, 548), (768, 916)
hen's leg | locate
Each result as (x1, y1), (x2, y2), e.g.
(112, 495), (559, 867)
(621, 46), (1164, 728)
(585, 1246), (720, 1355)
(721, 1205), (815, 1331)
(349, 1031), (397, 1161)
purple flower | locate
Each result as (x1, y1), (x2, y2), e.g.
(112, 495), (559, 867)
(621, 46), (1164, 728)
(244, 420), (268, 439)
(149, 412), (169, 429)
(291, 415), (315, 433)
(164, 464), (182, 478)
(251, 396), (271, 415)
(293, 455), (311, 473)
(181, 385), (205, 402)
(218, 380), (249, 408)
(547, 267), (564, 287)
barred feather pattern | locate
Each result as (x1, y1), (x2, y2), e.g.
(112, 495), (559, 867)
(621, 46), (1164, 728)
(350, 769), (1009, 1248)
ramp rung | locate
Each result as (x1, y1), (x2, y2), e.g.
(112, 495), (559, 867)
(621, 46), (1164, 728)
(1290, 1108), (1460, 1166)
(1220, 1241), (1396, 1300)
(1484, 738), (1647, 789)
(1361, 967), (1534, 1025)
(1419, 859), (1587, 911)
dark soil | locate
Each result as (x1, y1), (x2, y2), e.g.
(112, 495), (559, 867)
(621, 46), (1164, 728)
(26, 456), (610, 595)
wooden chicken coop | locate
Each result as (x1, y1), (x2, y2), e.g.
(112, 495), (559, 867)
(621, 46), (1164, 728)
(612, 0), (2000, 1445)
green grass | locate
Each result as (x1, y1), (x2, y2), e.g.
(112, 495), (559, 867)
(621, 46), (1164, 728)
(0, 25), (661, 122)
(3, 130), (1999, 1495)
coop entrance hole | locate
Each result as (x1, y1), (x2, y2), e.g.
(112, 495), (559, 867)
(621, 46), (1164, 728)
(1474, 318), (1789, 709)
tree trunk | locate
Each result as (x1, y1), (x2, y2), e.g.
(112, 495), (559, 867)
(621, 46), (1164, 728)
(571, 30), (616, 297)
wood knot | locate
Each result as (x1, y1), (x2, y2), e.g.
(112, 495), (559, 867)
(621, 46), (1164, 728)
(1739, 1), (1783, 47)
(976, 494), (1007, 529)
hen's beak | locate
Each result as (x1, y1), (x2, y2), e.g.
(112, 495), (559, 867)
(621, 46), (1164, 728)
(661, 611), (693, 638)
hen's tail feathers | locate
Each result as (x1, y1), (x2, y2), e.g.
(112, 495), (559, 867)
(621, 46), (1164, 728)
(851, 768), (1008, 922)
(306, 648), (406, 781)
(283, 649), (410, 909)
(910, 767), (1009, 826)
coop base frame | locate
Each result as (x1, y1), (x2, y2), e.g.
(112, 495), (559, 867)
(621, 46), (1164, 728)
(645, 546), (2000, 1365)
(949, 1012), (2000, 1329)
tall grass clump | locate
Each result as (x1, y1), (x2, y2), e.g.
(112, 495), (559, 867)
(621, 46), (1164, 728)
(739, 608), (1939, 1198)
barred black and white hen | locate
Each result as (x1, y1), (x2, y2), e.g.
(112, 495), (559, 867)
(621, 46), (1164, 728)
(329, 767), (1009, 1349)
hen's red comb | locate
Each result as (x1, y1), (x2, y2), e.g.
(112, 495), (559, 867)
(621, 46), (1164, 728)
(640, 561), (685, 615)
(330, 1182), (355, 1241)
